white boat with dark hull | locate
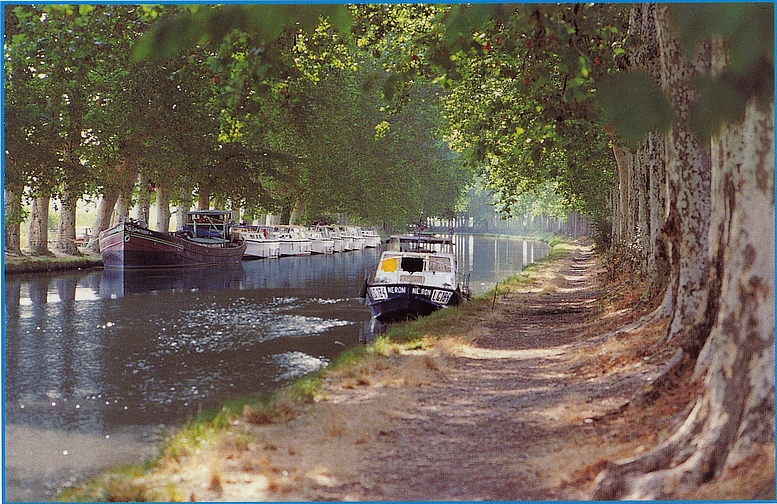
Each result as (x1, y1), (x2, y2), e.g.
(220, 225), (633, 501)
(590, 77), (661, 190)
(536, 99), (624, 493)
(360, 234), (469, 323)
(232, 226), (281, 259)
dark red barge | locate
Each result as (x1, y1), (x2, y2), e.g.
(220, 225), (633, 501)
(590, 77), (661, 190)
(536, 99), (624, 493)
(99, 210), (246, 269)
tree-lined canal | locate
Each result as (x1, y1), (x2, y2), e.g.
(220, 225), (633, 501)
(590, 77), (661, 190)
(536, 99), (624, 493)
(4, 235), (549, 501)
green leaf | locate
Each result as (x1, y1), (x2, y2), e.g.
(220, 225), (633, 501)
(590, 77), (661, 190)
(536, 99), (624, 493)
(597, 70), (676, 146)
(690, 75), (748, 140)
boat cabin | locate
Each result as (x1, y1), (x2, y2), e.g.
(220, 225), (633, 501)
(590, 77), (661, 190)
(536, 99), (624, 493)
(183, 210), (234, 242)
(373, 251), (457, 290)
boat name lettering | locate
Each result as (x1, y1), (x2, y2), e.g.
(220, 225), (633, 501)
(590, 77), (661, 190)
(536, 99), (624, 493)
(411, 288), (452, 304)
(369, 286), (388, 301)
(131, 227), (154, 236)
(386, 286), (406, 294)
(431, 289), (454, 304)
(412, 287), (433, 297)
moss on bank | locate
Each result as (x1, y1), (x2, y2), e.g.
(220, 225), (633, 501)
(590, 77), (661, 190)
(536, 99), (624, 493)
(4, 251), (103, 275)
(57, 239), (573, 501)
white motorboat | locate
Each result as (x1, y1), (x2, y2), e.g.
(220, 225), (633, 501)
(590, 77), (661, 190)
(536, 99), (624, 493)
(347, 226), (366, 250)
(232, 226), (280, 259)
(361, 227), (382, 248)
(338, 226), (355, 251)
(273, 225), (312, 256)
(322, 226), (345, 253)
(307, 226), (335, 254)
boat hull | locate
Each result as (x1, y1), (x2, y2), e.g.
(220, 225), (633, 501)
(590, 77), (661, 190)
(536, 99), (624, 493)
(243, 239), (280, 259)
(99, 221), (246, 269)
(278, 239), (311, 256)
(364, 283), (462, 323)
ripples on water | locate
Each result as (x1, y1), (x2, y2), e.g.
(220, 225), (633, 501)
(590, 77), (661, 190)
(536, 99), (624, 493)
(4, 236), (549, 500)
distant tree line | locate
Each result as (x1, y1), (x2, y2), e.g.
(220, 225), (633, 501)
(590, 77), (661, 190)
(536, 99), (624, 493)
(4, 5), (470, 256)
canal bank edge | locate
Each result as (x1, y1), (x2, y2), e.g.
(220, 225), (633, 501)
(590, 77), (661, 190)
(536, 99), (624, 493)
(56, 239), (576, 501)
(4, 251), (103, 275)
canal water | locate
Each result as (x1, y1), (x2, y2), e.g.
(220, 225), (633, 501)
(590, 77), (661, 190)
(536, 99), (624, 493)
(3, 235), (549, 501)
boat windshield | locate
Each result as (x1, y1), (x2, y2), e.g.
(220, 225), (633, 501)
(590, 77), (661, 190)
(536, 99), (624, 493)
(428, 256), (452, 272)
(401, 256), (424, 273)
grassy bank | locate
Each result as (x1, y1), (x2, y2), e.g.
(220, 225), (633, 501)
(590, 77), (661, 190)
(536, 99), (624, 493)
(4, 251), (103, 275)
(58, 240), (574, 501)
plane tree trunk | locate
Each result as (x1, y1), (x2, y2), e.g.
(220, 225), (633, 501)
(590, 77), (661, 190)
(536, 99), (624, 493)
(593, 6), (775, 499)
(133, 174), (153, 223)
(55, 182), (81, 256)
(155, 183), (172, 232)
(86, 188), (120, 254)
(115, 183), (134, 222)
(4, 188), (24, 255)
(289, 195), (306, 225)
(87, 154), (139, 253)
(28, 194), (53, 256)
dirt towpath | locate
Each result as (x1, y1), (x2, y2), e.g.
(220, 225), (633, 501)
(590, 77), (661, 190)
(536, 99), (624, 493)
(138, 244), (702, 501)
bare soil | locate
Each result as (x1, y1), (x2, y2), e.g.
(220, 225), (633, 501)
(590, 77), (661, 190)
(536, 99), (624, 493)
(133, 244), (772, 501)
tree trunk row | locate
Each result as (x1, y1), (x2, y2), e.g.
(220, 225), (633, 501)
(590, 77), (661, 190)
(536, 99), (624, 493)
(594, 4), (774, 499)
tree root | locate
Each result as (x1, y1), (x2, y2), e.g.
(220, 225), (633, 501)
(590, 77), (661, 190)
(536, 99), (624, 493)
(592, 394), (710, 499)
(631, 348), (686, 406)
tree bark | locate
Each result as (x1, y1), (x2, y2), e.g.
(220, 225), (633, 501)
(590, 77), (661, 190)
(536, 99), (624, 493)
(28, 194), (53, 256)
(155, 185), (172, 232)
(289, 195), (306, 225)
(133, 174), (153, 223)
(655, 7), (715, 355)
(4, 188), (23, 255)
(115, 184), (133, 222)
(86, 188), (120, 253)
(55, 182), (81, 256)
(176, 187), (193, 231)
(593, 7), (775, 498)
(197, 187), (211, 210)
(594, 93), (775, 504)
(611, 145), (630, 246)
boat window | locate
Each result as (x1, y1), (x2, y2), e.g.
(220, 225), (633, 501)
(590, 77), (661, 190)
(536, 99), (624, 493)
(400, 256), (424, 273)
(380, 257), (399, 273)
(428, 256), (452, 272)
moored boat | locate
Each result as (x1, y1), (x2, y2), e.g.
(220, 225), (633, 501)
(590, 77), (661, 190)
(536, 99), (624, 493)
(232, 225), (281, 259)
(347, 226), (366, 250)
(321, 225), (345, 253)
(359, 233), (469, 323)
(307, 226), (335, 254)
(338, 226), (355, 251)
(273, 225), (312, 256)
(361, 227), (382, 248)
(99, 210), (246, 269)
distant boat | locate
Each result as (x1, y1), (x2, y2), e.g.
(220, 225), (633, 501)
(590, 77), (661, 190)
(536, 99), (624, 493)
(320, 225), (345, 253)
(99, 210), (246, 269)
(361, 227), (382, 248)
(360, 233), (469, 323)
(272, 225), (312, 256)
(232, 226), (281, 259)
(307, 226), (335, 254)
(338, 226), (356, 251)
(347, 226), (366, 250)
